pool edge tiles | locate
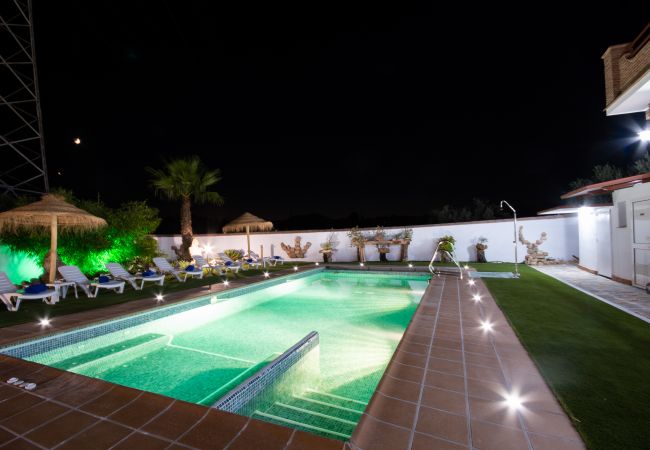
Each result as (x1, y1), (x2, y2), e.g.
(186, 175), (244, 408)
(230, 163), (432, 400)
(213, 331), (319, 413)
(0, 267), (325, 360)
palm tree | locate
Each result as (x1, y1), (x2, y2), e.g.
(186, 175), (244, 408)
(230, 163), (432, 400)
(147, 156), (223, 260)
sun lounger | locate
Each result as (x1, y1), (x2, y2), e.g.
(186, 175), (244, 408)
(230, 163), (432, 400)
(105, 263), (165, 290)
(217, 253), (241, 273)
(0, 271), (58, 312)
(192, 255), (226, 275)
(58, 265), (125, 298)
(153, 257), (204, 282)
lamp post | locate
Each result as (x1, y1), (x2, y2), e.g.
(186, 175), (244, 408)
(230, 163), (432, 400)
(500, 200), (519, 278)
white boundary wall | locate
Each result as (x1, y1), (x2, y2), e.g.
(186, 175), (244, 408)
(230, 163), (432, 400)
(154, 215), (578, 263)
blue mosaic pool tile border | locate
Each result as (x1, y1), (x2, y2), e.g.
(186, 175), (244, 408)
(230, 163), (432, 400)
(0, 268), (324, 360)
(325, 269), (430, 279)
(0, 296), (213, 360)
(213, 331), (319, 413)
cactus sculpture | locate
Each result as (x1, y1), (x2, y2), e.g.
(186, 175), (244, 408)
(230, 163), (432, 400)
(281, 236), (312, 258)
(518, 226), (548, 265)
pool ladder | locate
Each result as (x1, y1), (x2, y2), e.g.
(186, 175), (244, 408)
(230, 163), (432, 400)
(429, 241), (464, 279)
(252, 388), (367, 441)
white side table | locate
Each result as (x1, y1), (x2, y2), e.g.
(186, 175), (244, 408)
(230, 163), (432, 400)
(46, 281), (78, 299)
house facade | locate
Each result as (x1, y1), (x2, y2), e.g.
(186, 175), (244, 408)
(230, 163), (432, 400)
(537, 24), (650, 287)
(551, 174), (650, 287)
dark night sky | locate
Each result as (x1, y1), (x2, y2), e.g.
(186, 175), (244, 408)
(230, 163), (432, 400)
(31, 3), (649, 232)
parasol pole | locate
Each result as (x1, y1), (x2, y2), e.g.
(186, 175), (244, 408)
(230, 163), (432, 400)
(246, 224), (251, 257)
(49, 215), (57, 283)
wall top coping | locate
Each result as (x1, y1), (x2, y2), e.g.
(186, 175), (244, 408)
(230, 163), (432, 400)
(153, 214), (571, 237)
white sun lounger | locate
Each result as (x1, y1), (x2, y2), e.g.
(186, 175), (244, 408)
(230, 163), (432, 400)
(249, 251), (277, 267)
(153, 257), (204, 282)
(0, 271), (59, 312)
(192, 255), (226, 275)
(58, 266), (125, 298)
(262, 253), (285, 266)
(105, 263), (165, 290)
(217, 253), (241, 273)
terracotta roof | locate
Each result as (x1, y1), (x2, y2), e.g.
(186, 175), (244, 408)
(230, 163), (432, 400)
(560, 173), (650, 199)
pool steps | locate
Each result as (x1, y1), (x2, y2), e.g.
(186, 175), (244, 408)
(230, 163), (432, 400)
(253, 388), (367, 441)
(52, 333), (168, 374)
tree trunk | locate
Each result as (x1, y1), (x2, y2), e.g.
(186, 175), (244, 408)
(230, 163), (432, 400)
(42, 250), (64, 283)
(178, 195), (193, 261)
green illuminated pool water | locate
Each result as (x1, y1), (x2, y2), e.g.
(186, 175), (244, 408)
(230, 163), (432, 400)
(27, 270), (429, 439)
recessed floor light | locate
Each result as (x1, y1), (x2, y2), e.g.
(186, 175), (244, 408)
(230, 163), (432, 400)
(504, 392), (523, 410)
(480, 320), (493, 332)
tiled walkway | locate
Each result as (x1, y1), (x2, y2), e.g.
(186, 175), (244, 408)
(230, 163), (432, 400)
(0, 356), (344, 449)
(350, 274), (585, 450)
(535, 264), (650, 324)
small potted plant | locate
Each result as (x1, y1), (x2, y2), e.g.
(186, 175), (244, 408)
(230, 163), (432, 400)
(347, 226), (367, 262)
(437, 235), (456, 262)
(374, 226), (390, 262)
(319, 232), (337, 263)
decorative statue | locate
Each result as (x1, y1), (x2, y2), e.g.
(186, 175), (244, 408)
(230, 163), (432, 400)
(518, 226), (549, 265)
(476, 237), (488, 263)
(281, 236), (312, 258)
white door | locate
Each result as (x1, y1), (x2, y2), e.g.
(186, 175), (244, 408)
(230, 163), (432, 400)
(632, 199), (650, 287)
(596, 209), (612, 278)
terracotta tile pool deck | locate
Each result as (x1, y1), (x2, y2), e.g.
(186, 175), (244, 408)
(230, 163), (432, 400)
(0, 266), (585, 449)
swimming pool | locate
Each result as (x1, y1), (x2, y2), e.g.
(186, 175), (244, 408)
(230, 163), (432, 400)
(1, 269), (430, 440)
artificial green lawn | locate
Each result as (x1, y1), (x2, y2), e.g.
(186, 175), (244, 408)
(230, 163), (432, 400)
(474, 263), (650, 450)
(0, 262), (312, 328)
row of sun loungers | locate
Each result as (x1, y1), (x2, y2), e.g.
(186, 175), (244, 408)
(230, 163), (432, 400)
(0, 253), (285, 312)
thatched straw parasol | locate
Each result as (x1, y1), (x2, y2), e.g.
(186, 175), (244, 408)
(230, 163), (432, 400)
(0, 194), (107, 283)
(222, 212), (273, 257)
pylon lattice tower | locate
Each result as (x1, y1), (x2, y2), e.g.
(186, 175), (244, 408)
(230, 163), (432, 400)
(0, 0), (49, 195)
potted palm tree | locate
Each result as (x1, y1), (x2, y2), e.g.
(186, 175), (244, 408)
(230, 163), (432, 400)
(147, 156), (223, 261)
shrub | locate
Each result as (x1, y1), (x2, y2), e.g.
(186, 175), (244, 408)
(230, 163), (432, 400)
(224, 249), (243, 261)
(0, 192), (161, 276)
